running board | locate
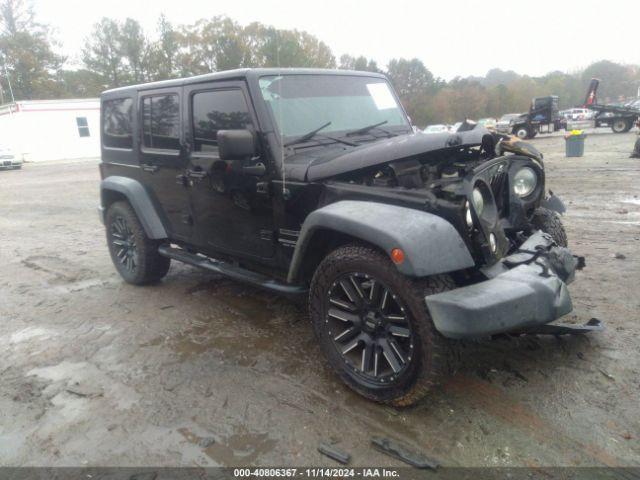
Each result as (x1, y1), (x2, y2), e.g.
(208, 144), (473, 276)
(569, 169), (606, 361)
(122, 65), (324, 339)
(158, 245), (308, 296)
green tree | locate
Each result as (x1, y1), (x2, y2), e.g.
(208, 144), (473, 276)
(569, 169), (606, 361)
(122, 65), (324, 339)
(0, 0), (63, 100)
(178, 16), (248, 74)
(243, 22), (335, 68)
(120, 18), (151, 84)
(386, 58), (435, 125)
(82, 18), (126, 87)
(150, 14), (179, 80)
(53, 69), (105, 97)
(339, 54), (380, 72)
(386, 58), (434, 98)
(582, 60), (637, 103)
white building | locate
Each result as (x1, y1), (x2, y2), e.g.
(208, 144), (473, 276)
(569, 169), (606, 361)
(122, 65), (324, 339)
(0, 98), (100, 162)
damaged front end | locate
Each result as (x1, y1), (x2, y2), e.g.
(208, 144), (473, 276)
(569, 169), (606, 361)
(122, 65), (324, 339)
(425, 231), (595, 339)
(320, 126), (600, 339)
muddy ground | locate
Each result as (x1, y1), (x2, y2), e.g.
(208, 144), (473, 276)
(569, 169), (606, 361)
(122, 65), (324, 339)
(1, 130), (639, 468)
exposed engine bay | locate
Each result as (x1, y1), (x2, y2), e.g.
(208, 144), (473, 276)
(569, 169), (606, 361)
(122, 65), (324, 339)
(324, 128), (561, 267)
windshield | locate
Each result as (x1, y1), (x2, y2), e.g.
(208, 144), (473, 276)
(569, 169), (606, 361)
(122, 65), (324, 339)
(259, 74), (410, 141)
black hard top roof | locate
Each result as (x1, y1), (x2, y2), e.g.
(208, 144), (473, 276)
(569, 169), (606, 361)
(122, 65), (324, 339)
(102, 68), (388, 97)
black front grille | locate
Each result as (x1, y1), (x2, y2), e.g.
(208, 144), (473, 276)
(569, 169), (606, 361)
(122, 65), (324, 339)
(489, 169), (508, 214)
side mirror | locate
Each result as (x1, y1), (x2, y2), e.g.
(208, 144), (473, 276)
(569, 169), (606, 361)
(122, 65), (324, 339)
(217, 130), (256, 161)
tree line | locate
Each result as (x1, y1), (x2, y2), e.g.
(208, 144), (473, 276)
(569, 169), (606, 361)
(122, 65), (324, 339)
(1, 0), (639, 126)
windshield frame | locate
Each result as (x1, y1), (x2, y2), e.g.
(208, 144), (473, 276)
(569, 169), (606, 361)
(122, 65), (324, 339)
(257, 73), (412, 147)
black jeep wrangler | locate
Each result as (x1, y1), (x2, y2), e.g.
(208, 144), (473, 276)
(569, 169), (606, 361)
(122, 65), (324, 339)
(99, 69), (589, 406)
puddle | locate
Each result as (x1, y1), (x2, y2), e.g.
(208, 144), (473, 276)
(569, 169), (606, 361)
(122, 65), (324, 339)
(163, 285), (309, 371)
(180, 427), (277, 465)
(206, 431), (276, 464)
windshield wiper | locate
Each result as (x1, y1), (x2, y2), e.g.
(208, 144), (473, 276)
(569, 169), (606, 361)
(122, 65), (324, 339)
(345, 120), (395, 137)
(284, 121), (332, 147)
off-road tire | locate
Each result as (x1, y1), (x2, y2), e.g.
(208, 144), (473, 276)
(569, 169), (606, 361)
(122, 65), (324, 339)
(309, 244), (459, 407)
(531, 207), (568, 247)
(105, 201), (171, 285)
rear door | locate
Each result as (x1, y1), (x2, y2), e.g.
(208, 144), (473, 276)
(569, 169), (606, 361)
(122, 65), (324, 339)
(183, 81), (275, 260)
(138, 88), (193, 241)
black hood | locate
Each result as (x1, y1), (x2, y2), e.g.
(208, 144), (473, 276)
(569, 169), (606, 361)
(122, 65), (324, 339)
(283, 128), (492, 182)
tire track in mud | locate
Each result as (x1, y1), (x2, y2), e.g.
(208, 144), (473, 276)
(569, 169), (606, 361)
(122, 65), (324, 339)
(445, 375), (621, 467)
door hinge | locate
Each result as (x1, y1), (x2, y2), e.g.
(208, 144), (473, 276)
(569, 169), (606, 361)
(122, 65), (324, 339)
(256, 182), (269, 194)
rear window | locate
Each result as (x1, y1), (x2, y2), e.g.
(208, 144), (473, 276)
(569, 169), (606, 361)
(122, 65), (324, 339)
(103, 98), (133, 149)
(141, 94), (180, 151)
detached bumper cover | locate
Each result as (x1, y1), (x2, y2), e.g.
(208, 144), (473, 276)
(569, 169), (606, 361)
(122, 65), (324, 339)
(426, 231), (581, 339)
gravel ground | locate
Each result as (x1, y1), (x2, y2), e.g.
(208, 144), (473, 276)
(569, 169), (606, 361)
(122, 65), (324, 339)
(0, 130), (639, 468)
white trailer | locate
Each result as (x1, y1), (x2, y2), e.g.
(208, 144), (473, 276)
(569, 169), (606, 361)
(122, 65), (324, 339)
(0, 98), (100, 162)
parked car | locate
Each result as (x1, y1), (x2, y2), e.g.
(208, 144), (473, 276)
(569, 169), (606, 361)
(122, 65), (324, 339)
(423, 124), (450, 134)
(562, 108), (593, 121)
(99, 68), (593, 406)
(0, 144), (22, 169)
(496, 113), (524, 134)
(477, 117), (497, 129)
(449, 121), (463, 133)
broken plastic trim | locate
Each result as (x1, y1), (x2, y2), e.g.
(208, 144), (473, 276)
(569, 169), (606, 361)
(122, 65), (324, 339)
(371, 437), (439, 470)
(523, 317), (603, 336)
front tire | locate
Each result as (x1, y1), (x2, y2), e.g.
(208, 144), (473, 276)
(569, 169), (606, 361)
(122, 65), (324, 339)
(105, 201), (171, 285)
(531, 207), (568, 247)
(309, 244), (457, 407)
(514, 126), (530, 140)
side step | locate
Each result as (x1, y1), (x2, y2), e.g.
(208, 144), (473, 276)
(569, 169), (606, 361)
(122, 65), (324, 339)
(158, 245), (308, 296)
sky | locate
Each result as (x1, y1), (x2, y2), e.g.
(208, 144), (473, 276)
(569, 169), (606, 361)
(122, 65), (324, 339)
(36, 0), (640, 80)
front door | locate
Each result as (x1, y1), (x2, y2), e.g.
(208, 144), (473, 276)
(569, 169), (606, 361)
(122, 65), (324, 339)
(138, 88), (193, 241)
(184, 82), (275, 260)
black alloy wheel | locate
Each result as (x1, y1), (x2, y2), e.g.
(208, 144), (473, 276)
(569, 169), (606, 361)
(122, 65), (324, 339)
(105, 201), (170, 285)
(110, 215), (138, 274)
(310, 244), (458, 406)
(326, 272), (414, 384)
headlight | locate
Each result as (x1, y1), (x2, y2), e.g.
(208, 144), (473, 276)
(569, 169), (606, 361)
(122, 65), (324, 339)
(465, 202), (473, 227)
(513, 167), (537, 197)
(472, 188), (484, 214)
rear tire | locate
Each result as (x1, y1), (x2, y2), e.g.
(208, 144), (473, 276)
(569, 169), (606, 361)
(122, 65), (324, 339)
(531, 207), (568, 247)
(612, 119), (630, 133)
(105, 201), (170, 285)
(309, 244), (458, 407)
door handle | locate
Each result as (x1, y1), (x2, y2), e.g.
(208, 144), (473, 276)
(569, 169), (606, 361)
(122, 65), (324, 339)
(141, 163), (159, 173)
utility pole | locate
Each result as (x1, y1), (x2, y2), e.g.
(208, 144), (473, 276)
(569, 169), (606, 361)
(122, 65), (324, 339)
(3, 61), (16, 104)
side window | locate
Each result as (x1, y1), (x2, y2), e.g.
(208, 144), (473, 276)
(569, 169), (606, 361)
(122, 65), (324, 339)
(141, 94), (180, 151)
(103, 98), (133, 149)
(76, 117), (90, 137)
(192, 89), (252, 152)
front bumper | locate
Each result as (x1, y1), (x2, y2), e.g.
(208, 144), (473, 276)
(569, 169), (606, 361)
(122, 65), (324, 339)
(426, 231), (580, 339)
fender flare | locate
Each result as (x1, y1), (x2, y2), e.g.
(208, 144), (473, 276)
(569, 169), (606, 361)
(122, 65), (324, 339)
(100, 176), (167, 239)
(287, 200), (475, 283)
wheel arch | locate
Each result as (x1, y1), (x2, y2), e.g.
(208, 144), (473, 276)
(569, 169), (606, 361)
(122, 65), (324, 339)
(100, 176), (167, 239)
(287, 201), (475, 284)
